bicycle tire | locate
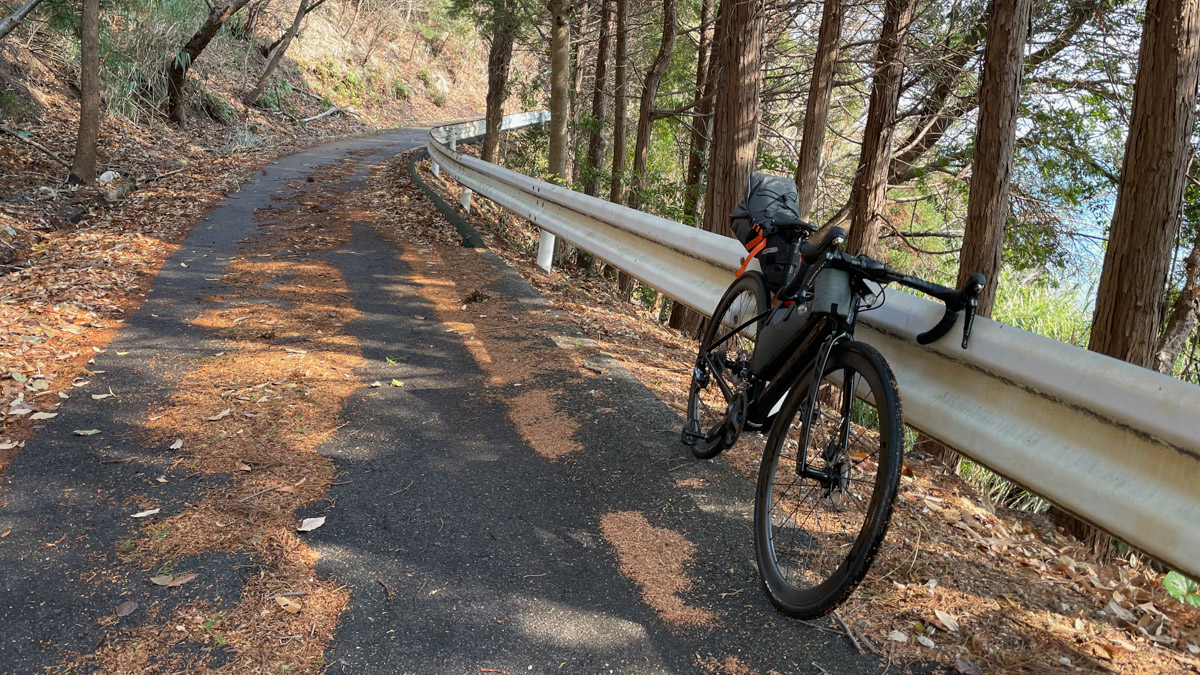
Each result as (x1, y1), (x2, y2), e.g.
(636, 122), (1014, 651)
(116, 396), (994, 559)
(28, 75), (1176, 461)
(753, 340), (902, 618)
(683, 273), (768, 459)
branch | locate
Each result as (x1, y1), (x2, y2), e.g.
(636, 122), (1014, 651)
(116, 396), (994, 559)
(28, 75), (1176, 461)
(0, 125), (71, 169)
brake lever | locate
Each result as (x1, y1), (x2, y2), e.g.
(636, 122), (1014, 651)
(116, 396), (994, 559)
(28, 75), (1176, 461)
(959, 273), (985, 349)
(961, 296), (977, 349)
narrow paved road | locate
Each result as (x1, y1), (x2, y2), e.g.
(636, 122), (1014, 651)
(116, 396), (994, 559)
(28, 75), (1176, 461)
(0, 129), (884, 673)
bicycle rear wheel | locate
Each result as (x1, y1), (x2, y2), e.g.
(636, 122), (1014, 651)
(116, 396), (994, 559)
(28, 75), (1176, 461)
(753, 340), (902, 618)
(683, 273), (768, 459)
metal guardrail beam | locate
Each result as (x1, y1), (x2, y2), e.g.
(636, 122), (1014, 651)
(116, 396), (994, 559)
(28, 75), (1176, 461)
(428, 114), (1200, 579)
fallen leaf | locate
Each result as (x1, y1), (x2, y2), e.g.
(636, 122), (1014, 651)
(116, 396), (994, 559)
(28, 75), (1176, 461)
(237, 462), (252, 471)
(131, 508), (160, 518)
(30, 379), (49, 391)
(934, 609), (960, 633)
(149, 575), (174, 586)
(30, 412), (57, 420)
(276, 596), (302, 613)
(390, 379), (404, 387)
(208, 408), (231, 421)
(888, 630), (908, 643)
(1, 530), (10, 538)
(167, 573), (197, 587)
(953, 655), (983, 675)
(297, 516), (325, 532)
(169, 439), (183, 450)
(370, 381), (382, 388)
(115, 600), (139, 617)
(91, 393), (112, 400)
(116, 351), (130, 356)
(73, 429), (101, 436)
(0, 441), (15, 450)
(917, 635), (935, 648)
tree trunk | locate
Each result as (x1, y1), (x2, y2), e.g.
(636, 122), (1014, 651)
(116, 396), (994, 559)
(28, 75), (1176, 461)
(549, 0), (570, 181)
(1156, 235), (1200, 373)
(244, 0), (309, 106)
(845, 0), (915, 255)
(568, 0), (591, 185)
(671, 0), (716, 334)
(609, 0), (628, 203)
(628, 0), (676, 208)
(701, 0), (767, 240)
(482, 0), (517, 164)
(0, 0), (46, 42)
(927, 0), (1033, 470)
(793, 0), (843, 221)
(681, 0), (715, 225)
(167, 0), (256, 126)
(69, 0), (100, 186)
(1063, 0), (1200, 559)
(260, 0), (327, 56)
(611, 0), (636, 297)
(583, 0), (613, 197)
(1090, 0), (1200, 368)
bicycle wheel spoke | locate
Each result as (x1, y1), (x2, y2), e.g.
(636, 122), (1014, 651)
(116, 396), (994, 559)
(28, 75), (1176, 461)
(755, 343), (903, 617)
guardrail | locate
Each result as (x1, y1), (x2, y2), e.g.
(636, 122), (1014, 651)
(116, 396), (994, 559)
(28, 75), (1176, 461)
(427, 112), (1200, 579)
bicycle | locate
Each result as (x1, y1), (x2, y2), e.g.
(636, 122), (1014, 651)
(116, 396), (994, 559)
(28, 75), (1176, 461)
(681, 222), (985, 619)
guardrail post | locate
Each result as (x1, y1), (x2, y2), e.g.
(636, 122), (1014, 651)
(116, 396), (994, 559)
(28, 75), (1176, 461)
(431, 158), (440, 178)
(449, 129), (457, 152)
(537, 231), (555, 271)
(460, 187), (472, 213)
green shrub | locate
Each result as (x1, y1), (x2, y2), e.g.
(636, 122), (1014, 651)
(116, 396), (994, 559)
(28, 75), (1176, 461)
(258, 79), (293, 111)
(199, 88), (234, 124)
(417, 68), (434, 89)
(391, 78), (413, 100)
(431, 91), (447, 107)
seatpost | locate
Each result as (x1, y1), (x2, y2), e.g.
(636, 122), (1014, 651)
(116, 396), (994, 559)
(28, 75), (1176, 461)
(780, 237), (803, 291)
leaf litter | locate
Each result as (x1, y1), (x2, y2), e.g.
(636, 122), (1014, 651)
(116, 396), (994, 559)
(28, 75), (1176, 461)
(412, 146), (1200, 674)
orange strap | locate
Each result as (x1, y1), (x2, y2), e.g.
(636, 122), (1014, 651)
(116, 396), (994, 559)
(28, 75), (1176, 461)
(736, 239), (767, 278)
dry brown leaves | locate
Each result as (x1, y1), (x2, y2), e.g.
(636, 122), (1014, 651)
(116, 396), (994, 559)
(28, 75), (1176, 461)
(416, 149), (1200, 674)
(365, 151), (588, 462)
(600, 511), (717, 628)
(62, 158), (366, 672)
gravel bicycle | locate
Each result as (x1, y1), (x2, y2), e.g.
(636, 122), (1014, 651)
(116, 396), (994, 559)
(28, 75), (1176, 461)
(681, 222), (985, 619)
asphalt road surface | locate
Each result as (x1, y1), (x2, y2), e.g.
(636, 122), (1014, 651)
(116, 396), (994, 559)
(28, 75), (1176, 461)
(0, 129), (887, 674)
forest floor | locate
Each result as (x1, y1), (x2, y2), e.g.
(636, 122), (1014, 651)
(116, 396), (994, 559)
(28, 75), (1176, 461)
(415, 144), (1200, 675)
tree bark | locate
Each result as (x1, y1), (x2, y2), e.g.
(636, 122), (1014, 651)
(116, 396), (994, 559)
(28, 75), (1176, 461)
(260, 0), (327, 56)
(671, 0), (716, 334)
(244, 0), (309, 106)
(611, 0), (636, 297)
(609, 0), (628, 203)
(167, 0), (256, 126)
(680, 0), (715, 225)
(1065, 0), (1200, 558)
(69, 0), (100, 185)
(927, 0), (1032, 471)
(793, 0), (843, 221)
(1156, 234), (1200, 373)
(0, 0), (46, 42)
(628, 0), (677, 208)
(482, 0), (517, 164)
(701, 0), (767, 240)
(845, 0), (915, 255)
(1090, 0), (1200, 368)
(549, 0), (570, 181)
(582, 0), (613, 197)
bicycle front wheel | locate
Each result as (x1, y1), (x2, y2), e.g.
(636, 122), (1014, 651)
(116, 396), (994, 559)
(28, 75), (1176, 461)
(753, 340), (903, 619)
